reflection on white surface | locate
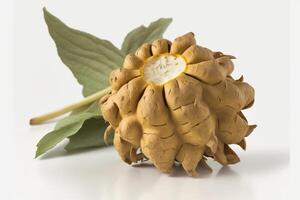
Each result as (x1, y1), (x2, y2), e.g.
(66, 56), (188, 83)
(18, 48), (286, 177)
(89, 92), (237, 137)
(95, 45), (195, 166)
(101, 149), (287, 200)
(18, 146), (288, 200)
(109, 164), (254, 200)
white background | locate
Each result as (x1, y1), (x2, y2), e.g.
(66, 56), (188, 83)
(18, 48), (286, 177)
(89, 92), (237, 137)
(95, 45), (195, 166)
(2, 0), (299, 199)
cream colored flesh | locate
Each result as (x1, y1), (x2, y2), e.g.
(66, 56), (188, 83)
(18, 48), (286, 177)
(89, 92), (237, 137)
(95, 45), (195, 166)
(142, 54), (186, 85)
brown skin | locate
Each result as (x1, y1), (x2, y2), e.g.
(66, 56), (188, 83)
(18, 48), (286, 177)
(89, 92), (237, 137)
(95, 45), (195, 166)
(151, 39), (171, 55)
(100, 33), (256, 176)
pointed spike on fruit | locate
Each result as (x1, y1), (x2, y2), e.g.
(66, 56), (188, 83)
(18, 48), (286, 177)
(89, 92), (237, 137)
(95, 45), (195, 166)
(199, 159), (213, 172)
(226, 154), (240, 164)
(224, 144), (240, 164)
(226, 55), (236, 59)
(237, 75), (244, 82)
(237, 139), (247, 150)
(104, 125), (113, 145)
(187, 32), (195, 37)
(245, 125), (257, 137)
(238, 111), (248, 122)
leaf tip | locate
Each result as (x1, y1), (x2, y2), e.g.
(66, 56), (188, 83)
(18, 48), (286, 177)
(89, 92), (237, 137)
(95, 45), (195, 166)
(42, 7), (49, 17)
(34, 149), (41, 159)
(43, 7), (55, 24)
(167, 17), (173, 22)
(160, 17), (173, 24)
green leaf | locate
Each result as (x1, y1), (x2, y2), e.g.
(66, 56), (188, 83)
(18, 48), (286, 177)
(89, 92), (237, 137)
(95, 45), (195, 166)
(121, 18), (172, 54)
(43, 8), (125, 97)
(36, 121), (84, 158)
(55, 102), (99, 130)
(65, 118), (113, 152)
(35, 103), (100, 158)
(36, 10), (173, 157)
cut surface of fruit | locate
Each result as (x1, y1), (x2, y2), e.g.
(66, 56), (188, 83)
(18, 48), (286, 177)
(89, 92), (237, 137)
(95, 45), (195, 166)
(142, 54), (186, 85)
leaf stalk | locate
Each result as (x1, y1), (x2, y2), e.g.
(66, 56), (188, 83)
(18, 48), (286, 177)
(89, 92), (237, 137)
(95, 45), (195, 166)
(30, 86), (111, 125)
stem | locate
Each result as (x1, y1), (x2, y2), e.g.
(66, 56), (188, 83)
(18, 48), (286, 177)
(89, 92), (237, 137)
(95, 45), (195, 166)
(29, 86), (112, 125)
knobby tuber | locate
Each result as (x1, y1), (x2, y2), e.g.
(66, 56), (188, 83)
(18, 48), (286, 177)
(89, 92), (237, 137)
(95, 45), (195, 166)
(100, 32), (256, 176)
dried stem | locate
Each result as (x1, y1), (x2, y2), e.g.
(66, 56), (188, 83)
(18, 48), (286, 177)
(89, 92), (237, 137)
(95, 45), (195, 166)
(29, 86), (112, 125)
